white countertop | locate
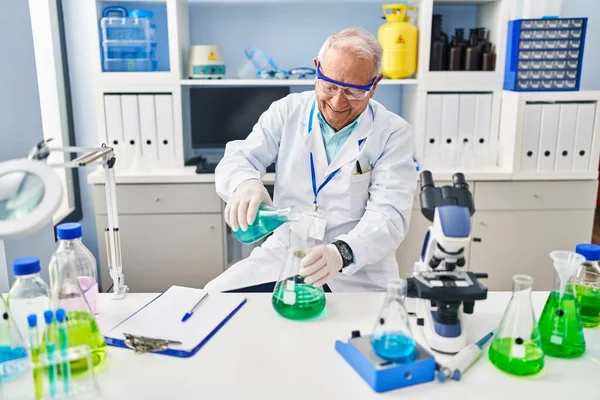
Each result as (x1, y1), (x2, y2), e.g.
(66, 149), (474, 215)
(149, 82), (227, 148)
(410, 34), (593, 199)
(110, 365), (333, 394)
(88, 292), (599, 400)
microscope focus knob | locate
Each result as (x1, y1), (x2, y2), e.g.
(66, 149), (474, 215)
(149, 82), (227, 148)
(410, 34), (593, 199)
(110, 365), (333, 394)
(457, 257), (466, 267)
(429, 256), (442, 269)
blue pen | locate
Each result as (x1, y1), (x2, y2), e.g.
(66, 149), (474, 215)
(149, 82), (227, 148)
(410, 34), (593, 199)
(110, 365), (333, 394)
(181, 293), (209, 322)
(55, 309), (71, 394)
(44, 310), (57, 398)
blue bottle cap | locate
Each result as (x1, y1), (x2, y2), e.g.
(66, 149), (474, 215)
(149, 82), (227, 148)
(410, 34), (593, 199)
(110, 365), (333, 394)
(27, 314), (37, 328)
(56, 223), (82, 240)
(12, 256), (41, 276)
(55, 309), (66, 323)
(575, 243), (600, 262)
(44, 310), (54, 325)
(129, 10), (153, 18)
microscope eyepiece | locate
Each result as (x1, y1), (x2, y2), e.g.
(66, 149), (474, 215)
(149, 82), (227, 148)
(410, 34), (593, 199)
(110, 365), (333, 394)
(420, 170), (435, 190)
(452, 173), (468, 189)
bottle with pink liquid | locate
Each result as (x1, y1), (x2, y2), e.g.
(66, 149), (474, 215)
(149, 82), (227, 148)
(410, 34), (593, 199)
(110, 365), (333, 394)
(50, 223), (99, 314)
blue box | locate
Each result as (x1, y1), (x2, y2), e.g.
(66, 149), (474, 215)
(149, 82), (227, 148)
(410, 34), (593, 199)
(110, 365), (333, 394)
(335, 335), (436, 393)
(504, 17), (587, 91)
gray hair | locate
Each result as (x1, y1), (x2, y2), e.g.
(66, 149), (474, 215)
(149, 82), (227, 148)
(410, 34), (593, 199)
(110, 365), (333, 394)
(317, 27), (383, 78)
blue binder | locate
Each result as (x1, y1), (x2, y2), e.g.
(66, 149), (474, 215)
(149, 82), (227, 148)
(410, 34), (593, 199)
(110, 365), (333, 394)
(104, 286), (247, 358)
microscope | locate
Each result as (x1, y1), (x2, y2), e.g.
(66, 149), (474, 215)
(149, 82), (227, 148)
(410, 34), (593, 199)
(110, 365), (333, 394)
(406, 171), (488, 354)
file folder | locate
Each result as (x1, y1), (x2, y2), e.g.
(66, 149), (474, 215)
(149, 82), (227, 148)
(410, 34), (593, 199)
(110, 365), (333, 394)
(425, 94), (442, 165)
(555, 103), (577, 172)
(572, 103), (596, 171)
(537, 103), (560, 172)
(521, 103), (542, 172)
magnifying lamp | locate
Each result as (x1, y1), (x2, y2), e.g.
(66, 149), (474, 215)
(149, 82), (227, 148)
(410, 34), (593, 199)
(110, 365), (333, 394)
(0, 141), (128, 299)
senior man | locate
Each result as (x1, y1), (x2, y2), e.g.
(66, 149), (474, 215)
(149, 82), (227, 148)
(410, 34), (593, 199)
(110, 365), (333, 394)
(205, 27), (417, 293)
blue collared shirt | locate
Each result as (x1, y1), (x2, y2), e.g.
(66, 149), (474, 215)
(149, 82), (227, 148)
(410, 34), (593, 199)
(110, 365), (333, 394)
(317, 112), (361, 165)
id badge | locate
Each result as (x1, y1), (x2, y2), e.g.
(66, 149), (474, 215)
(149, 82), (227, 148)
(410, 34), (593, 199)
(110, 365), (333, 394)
(305, 208), (328, 241)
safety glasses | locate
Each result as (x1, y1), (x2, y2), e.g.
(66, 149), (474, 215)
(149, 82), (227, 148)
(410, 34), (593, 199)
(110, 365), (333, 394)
(316, 62), (376, 101)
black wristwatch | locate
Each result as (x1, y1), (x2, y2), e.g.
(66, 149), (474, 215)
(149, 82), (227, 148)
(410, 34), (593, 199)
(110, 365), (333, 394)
(333, 240), (354, 271)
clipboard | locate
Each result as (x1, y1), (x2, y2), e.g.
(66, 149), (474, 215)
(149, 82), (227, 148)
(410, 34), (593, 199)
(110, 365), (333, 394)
(104, 285), (247, 358)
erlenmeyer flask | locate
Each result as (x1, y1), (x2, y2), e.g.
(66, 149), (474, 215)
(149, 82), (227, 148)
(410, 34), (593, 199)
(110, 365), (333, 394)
(488, 275), (544, 376)
(370, 279), (416, 363)
(232, 204), (299, 244)
(538, 251), (586, 358)
(48, 249), (107, 373)
(0, 294), (27, 380)
(272, 225), (326, 320)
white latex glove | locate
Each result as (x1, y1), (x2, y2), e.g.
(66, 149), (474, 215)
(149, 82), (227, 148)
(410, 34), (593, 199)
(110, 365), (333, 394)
(224, 179), (273, 232)
(299, 244), (343, 287)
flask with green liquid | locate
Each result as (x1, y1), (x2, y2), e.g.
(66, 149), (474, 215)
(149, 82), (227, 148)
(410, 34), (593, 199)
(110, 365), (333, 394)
(538, 251), (586, 358)
(232, 205), (299, 244)
(489, 275), (544, 376)
(574, 244), (600, 328)
(48, 249), (107, 373)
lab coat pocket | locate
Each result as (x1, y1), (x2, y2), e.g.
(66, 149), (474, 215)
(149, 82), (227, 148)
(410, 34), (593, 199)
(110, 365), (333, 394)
(350, 171), (372, 214)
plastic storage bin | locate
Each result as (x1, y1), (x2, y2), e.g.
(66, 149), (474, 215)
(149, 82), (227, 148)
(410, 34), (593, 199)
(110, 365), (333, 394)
(504, 17), (587, 91)
(99, 7), (158, 72)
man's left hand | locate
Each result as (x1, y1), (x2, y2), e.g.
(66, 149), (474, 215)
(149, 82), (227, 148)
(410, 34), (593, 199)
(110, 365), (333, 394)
(299, 244), (342, 287)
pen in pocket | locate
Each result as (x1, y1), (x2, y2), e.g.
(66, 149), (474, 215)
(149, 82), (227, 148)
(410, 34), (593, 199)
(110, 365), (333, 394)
(356, 160), (363, 175)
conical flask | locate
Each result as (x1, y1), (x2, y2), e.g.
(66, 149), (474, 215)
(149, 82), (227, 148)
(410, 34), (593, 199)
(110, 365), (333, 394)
(0, 294), (27, 380)
(538, 251), (586, 358)
(48, 249), (107, 373)
(488, 275), (544, 376)
(272, 224), (326, 320)
(233, 204), (299, 244)
(370, 279), (416, 364)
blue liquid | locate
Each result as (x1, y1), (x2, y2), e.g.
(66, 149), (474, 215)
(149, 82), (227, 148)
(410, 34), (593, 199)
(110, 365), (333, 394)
(232, 207), (287, 244)
(371, 333), (416, 363)
(0, 346), (27, 380)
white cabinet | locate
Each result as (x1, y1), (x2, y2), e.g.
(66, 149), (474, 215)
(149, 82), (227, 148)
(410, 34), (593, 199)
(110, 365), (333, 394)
(470, 210), (594, 291)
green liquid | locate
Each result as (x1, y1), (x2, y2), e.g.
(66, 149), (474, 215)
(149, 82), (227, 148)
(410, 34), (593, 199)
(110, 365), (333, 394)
(232, 208), (286, 244)
(575, 284), (600, 328)
(44, 311), (107, 374)
(272, 280), (326, 320)
(538, 291), (586, 358)
(488, 337), (544, 376)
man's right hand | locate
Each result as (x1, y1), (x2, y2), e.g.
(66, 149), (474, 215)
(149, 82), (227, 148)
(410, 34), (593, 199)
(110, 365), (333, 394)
(224, 179), (273, 232)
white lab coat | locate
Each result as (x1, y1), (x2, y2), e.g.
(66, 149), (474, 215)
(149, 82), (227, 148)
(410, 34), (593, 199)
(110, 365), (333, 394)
(205, 91), (417, 292)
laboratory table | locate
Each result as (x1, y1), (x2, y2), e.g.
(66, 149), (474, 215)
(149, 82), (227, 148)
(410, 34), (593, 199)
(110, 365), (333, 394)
(92, 292), (599, 400)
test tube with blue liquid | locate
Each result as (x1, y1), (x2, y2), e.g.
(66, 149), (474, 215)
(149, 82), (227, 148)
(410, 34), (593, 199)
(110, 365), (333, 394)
(370, 279), (416, 363)
(44, 310), (58, 397)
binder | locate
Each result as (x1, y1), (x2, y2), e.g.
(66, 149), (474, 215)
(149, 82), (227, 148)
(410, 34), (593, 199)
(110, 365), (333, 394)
(474, 94), (492, 151)
(458, 94), (476, 146)
(120, 95), (142, 171)
(555, 103), (577, 172)
(104, 285), (247, 358)
(572, 103), (596, 171)
(521, 103), (542, 172)
(154, 94), (176, 168)
(138, 95), (159, 167)
(537, 103), (560, 172)
(103, 95), (124, 168)
(425, 94), (442, 165)
(441, 94), (459, 147)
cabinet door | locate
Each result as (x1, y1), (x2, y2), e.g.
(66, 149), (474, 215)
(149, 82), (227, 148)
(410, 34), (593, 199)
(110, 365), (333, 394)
(96, 214), (224, 292)
(470, 210), (594, 291)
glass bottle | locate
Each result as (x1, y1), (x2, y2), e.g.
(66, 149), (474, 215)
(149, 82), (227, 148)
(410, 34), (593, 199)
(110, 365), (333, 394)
(430, 15), (448, 71)
(475, 27), (489, 70)
(51, 223), (99, 315)
(232, 204), (299, 244)
(538, 251), (586, 358)
(464, 29), (479, 71)
(574, 244), (600, 327)
(48, 249), (107, 373)
(0, 294), (27, 380)
(272, 225), (326, 320)
(370, 279), (415, 363)
(488, 275), (544, 376)
(482, 43), (496, 71)
(7, 256), (50, 343)
(448, 35), (463, 71)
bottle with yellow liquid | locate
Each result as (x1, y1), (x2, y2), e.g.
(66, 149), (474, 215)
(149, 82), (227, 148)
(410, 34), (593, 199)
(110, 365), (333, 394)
(48, 249), (107, 374)
(378, 4), (418, 79)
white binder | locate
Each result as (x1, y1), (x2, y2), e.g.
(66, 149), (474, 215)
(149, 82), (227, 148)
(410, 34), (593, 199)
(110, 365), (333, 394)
(537, 103), (560, 172)
(441, 94), (459, 167)
(155, 94), (176, 168)
(474, 94), (492, 151)
(521, 103), (542, 172)
(138, 95), (159, 167)
(555, 103), (577, 172)
(120, 95), (142, 171)
(103, 95), (124, 168)
(572, 103), (596, 171)
(458, 95), (476, 146)
(425, 94), (443, 166)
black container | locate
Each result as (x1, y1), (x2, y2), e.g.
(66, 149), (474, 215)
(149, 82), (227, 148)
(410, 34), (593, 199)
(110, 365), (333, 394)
(430, 15), (448, 71)
(482, 43), (496, 71)
(464, 29), (480, 71)
(448, 36), (463, 71)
